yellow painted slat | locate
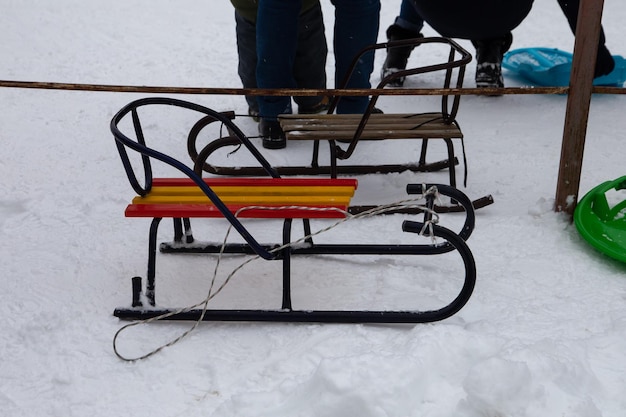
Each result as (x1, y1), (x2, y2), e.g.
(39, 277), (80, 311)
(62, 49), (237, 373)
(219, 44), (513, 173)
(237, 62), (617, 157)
(132, 194), (353, 205)
(147, 185), (356, 197)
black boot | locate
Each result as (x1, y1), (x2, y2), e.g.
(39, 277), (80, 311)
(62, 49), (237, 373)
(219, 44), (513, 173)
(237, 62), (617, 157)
(472, 33), (513, 90)
(381, 24), (423, 87)
(259, 119), (286, 149)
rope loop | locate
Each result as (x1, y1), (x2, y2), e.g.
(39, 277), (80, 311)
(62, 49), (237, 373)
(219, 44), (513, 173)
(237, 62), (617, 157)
(113, 191), (441, 361)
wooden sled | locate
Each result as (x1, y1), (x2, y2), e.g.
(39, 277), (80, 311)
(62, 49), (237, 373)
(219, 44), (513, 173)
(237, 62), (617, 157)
(187, 37), (493, 212)
(111, 97), (477, 324)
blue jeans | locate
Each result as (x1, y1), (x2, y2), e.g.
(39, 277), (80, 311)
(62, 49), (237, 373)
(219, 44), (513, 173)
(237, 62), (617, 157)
(394, 0), (424, 35)
(331, 0), (381, 114)
(235, 5), (327, 115)
(256, 0), (380, 118)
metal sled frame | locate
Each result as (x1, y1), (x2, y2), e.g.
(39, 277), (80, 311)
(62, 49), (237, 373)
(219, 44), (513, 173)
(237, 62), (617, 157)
(111, 97), (477, 324)
(188, 38), (472, 180)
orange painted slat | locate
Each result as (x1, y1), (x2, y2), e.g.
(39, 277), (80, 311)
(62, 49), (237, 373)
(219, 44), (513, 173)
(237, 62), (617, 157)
(146, 185), (356, 197)
(151, 177), (358, 189)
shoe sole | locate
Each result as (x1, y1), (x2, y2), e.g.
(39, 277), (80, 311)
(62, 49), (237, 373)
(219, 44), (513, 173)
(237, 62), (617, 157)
(262, 139), (286, 149)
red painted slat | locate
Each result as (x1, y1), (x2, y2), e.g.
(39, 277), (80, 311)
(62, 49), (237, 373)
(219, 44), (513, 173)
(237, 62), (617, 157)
(125, 203), (349, 219)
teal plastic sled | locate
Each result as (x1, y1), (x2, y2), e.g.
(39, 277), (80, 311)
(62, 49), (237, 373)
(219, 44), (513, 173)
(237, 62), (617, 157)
(503, 47), (626, 87)
(574, 176), (626, 263)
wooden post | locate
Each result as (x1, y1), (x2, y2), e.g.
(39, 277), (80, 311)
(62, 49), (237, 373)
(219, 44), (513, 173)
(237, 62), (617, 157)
(554, 0), (605, 215)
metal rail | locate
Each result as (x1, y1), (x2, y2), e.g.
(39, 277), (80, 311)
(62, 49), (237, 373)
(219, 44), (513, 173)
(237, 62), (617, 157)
(1, 79), (624, 96)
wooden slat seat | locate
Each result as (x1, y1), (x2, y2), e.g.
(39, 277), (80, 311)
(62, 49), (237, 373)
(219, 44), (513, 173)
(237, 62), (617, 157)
(279, 112), (462, 141)
(125, 177), (358, 219)
(279, 111), (466, 187)
(184, 37), (473, 186)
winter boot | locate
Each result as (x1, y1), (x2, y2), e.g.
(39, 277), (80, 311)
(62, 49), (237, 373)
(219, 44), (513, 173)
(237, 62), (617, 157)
(259, 118), (286, 149)
(472, 33), (513, 90)
(381, 24), (423, 87)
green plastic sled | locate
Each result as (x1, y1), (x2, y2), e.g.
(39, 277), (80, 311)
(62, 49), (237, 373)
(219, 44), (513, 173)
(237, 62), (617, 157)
(574, 176), (626, 263)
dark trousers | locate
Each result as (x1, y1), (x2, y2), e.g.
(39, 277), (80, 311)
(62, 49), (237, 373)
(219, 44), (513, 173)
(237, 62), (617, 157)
(256, 0), (380, 118)
(235, 3), (327, 117)
(409, 0), (533, 40)
(331, 0), (380, 114)
(402, 0), (613, 77)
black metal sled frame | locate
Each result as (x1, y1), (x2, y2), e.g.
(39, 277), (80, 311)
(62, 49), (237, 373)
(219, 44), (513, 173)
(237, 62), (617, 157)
(188, 38), (471, 181)
(113, 184), (476, 324)
(114, 216), (476, 324)
(188, 119), (493, 213)
(186, 38), (492, 212)
(189, 121), (460, 180)
(111, 97), (477, 324)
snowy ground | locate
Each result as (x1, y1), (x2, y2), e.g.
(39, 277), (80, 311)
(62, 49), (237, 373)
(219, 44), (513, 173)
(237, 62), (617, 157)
(1, 1), (626, 416)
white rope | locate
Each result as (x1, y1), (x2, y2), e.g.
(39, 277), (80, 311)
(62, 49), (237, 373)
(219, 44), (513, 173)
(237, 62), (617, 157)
(113, 186), (441, 361)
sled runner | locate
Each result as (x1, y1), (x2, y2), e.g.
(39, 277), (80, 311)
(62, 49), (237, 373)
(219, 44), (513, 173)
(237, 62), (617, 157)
(503, 47), (626, 87)
(574, 176), (626, 263)
(187, 37), (492, 212)
(111, 97), (477, 323)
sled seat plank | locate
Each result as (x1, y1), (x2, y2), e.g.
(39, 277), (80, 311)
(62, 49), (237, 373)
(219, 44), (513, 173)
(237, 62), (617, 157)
(125, 177), (358, 219)
(279, 113), (462, 141)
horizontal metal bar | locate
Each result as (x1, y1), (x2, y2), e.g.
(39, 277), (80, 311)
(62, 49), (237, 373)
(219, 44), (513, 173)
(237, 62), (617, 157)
(114, 308), (456, 324)
(203, 160), (457, 177)
(160, 242), (454, 256)
(2, 79), (624, 96)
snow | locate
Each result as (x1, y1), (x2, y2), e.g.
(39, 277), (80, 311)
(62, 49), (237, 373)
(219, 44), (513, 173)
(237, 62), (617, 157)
(1, 1), (626, 416)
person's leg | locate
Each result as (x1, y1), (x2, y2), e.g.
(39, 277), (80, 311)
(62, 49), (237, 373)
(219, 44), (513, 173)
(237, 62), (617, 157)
(256, 0), (300, 120)
(332, 0), (380, 114)
(472, 33), (513, 89)
(472, 35), (510, 89)
(291, 2), (329, 113)
(556, 0), (614, 77)
(256, 0), (301, 148)
(234, 10), (260, 118)
(395, 0), (425, 34)
(382, 0), (425, 86)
